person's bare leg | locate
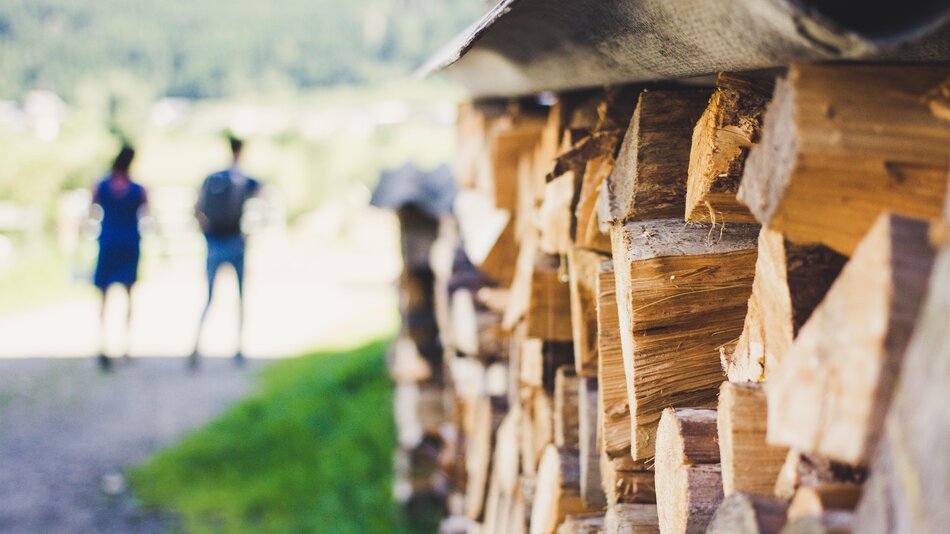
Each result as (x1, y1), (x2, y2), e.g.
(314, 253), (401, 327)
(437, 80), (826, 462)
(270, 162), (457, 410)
(234, 261), (246, 366)
(98, 288), (111, 371)
(122, 284), (133, 361)
(190, 267), (216, 369)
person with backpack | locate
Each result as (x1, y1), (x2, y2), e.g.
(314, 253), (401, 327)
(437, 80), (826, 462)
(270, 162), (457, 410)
(92, 144), (148, 371)
(191, 135), (260, 368)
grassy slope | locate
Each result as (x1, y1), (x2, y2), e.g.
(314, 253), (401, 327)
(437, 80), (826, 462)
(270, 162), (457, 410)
(131, 340), (417, 533)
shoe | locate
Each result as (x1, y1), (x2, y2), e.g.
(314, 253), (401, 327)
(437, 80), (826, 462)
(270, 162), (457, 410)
(187, 350), (200, 371)
(233, 351), (246, 367)
(97, 354), (112, 372)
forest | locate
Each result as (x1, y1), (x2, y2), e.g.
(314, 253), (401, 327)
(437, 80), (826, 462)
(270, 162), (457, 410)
(0, 0), (482, 100)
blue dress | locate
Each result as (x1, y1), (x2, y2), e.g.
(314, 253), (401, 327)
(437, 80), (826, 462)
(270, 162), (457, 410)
(93, 177), (145, 290)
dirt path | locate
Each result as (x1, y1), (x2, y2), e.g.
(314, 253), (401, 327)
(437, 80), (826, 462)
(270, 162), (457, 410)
(0, 356), (257, 533)
(0, 208), (401, 532)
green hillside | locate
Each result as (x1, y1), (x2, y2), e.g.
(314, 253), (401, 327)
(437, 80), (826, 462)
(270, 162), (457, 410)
(0, 0), (482, 99)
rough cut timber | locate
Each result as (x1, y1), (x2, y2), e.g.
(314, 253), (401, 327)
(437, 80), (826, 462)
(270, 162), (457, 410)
(567, 247), (607, 376)
(556, 513), (605, 534)
(520, 338), (575, 393)
(718, 382), (789, 496)
(787, 483), (862, 522)
(504, 226), (539, 330)
(578, 377), (607, 509)
(600, 454), (656, 506)
(554, 366), (580, 448)
(594, 260), (632, 459)
(767, 214), (936, 464)
(738, 63), (950, 255)
(723, 228), (846, 382)
(611, 219), (759, 460)
(603, 503), (660, 534)
(465, 395), (509, 520)
(574, 155), (616, 253)
(450, 289), (506, 359)
(529, 445), (589, 534)
(773, 451), (867, 501)
(655, 408), (724, 534)
(685, 72), (772, 224)
(601, 88), (710, 223)
(853, 243), (950, 534)
(526, 253), (574, 342)
(455, 189), (516, 287)
(781, 512), (854, 534)
(540, 172), (575, 254)
(491, 123), (545, 212)
(483, 411), (523, 533)
(706, 493), (789, 534)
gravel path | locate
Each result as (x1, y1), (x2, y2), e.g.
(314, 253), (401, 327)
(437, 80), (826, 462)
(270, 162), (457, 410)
(0, 356), (261, 533)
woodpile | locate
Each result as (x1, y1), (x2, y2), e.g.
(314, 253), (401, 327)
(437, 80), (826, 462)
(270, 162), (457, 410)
(385, 63), (950, 533)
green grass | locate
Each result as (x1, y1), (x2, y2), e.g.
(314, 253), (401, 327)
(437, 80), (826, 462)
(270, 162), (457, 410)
(130, 340), (426, 533)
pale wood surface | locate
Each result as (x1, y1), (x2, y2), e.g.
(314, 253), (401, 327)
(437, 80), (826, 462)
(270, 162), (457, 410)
(718, 382), (789, 496)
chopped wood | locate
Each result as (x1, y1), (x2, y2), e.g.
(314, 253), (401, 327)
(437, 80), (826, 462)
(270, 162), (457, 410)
(578, 376), (607, 509)
(706, 493), (789, 534)
(788, 483), (862, 522)
(594, 260), (632, 459)
(530, 445), (589, 534)
(853, 242), (950, 533)
(601, 88), (711, 223)
(738, 64), (950, 255)
(773, 451), (867, 500)
(491, 124), (545, 212)
(780, 512), (854, 534)
(504, 226), (540, 329)
(450, 289), (506, 358)
(611, 220), (758, 460)
(685, 72), (773, 224)
(519, 338), (575, 392)
(656, 408), (724, 534)
(600, 454), (656, 506)
(567, 247), (607, 376)
(526, 253), (574, 342)
(533, 391), (555, 466)
(574, 155), (616, 253)
(556, 513), (606, 534)
(723, 228), (845, 382)
(465, 395), (509, 520)
(603, 503), (661, 534)
(554, 366), (580, 448)
(767, 214), (936, 464)
(540, 172), (575, 254)
(455, 189), (516, 286)
(718, 382), (789, 496)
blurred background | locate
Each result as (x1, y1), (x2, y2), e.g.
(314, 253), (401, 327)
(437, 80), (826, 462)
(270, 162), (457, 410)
(0, 0), (483, 532)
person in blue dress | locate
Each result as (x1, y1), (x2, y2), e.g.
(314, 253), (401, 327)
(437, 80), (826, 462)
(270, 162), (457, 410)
(92, 145), (148, 371)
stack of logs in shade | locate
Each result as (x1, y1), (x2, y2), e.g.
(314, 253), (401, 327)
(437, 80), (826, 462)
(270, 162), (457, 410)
(391, 63), (950, 534)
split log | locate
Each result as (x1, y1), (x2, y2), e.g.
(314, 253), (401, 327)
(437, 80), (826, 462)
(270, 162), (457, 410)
(491, 124), (545, 212)
(554, 366), (580, 448)
(773, 451), (867, 500)
(449, 289), (506, 358)
(578, 376), (607, 509)
(718, 382), (789, 496)
(780, 512), (854, 534)
(540, 172), (575, 254)
(465, 395), (509, 520)
(556, 513), (605, 534)
(767, 214), (936, 464)
(533, 391), (555, 468)
(655, 408), (724, 534)
(685, 73), (772, 224)
(788, 483), (861, 522)
(601, 88), (710, 223)
(567, 247), (607, 376)
(573, 155), (615, 253)
(594, 260), (632, 460)
(520, 338), (575, 393)
(611, 220), (758, 460)
(503, 225), (539, 330)
(707, 493), (790, 534)
(723, 228), (846, 382)
(530, 445), (589, 534)
(483, 410), (523, 534)
(600, 454), (656, 506)
(738, 63), (950, 255)
(527, 253), (573, 342)
(853, 242), (950, 533)
(455, 189), (517, 287)
(603, 503), (660, 534)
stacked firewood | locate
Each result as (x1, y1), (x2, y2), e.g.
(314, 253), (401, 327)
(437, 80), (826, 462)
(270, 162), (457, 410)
(413, 63), (950, 533)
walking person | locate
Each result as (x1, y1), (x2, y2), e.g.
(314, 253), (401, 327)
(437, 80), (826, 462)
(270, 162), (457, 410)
(191, 135), (260, 368)
(92, 145), (147, 371)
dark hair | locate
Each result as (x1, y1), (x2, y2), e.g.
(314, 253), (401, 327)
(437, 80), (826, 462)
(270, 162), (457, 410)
(228, 135), (243, 156)
(111, 145), (135, 174)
